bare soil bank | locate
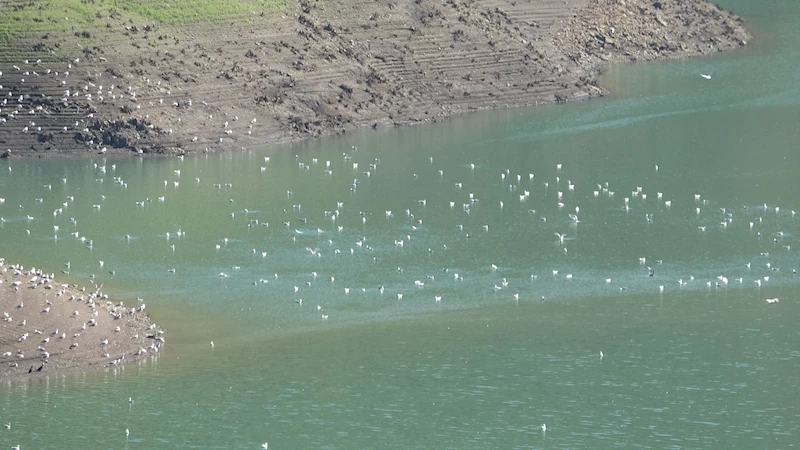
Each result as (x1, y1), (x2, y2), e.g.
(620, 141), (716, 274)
(0, 0), (750, 158)
(0, 259), (165, 379)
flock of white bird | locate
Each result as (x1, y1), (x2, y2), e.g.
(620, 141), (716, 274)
(0, 260), (164, 369)
(0, 136), (797, 450)
(0, 57), (108, 150)
(0, 56), (259, 158)
(1, 146), (796, 337)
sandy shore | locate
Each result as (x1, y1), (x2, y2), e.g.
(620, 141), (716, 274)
(0, 258), (164, 379)
(0, 0), (750, 159)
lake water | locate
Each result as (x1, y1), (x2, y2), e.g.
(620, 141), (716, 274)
(1, 1), (799, 448)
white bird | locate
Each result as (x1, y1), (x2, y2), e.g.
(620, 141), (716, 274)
(700, 73), (712, 80)
(262, 443), (269, 449)
(210, 341), (215, 348)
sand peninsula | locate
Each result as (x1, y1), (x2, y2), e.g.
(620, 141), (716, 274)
(0, 258), (165, 378)
(0, 0), (750, 159)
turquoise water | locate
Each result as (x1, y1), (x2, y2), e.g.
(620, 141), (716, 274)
(1, 1), (799, 448)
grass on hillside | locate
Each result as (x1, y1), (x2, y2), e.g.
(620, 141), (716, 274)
(0, 0), (289, 44)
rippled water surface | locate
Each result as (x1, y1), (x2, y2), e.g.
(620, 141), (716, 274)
(1, 1), (799, 448)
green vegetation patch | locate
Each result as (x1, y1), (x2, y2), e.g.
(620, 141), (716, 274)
(114, 0), (289, 25)
(0, 0), (288, 43)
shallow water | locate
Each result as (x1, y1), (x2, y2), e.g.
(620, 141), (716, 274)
(1, 1), (800, 448)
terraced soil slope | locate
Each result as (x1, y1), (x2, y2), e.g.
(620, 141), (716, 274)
(0, 0), (750, 158)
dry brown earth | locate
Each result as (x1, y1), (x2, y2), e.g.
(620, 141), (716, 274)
(0, 259), (164, 378)
(0, 0), (750, 159)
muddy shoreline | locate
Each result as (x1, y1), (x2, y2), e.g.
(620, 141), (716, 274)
(0, 0), (750, 160)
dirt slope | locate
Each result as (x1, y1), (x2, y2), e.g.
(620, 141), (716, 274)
(0, 0), (750, 158)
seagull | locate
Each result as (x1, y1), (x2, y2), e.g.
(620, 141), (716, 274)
(262, 443), (269, 449)
(700, 73), (712, 80)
